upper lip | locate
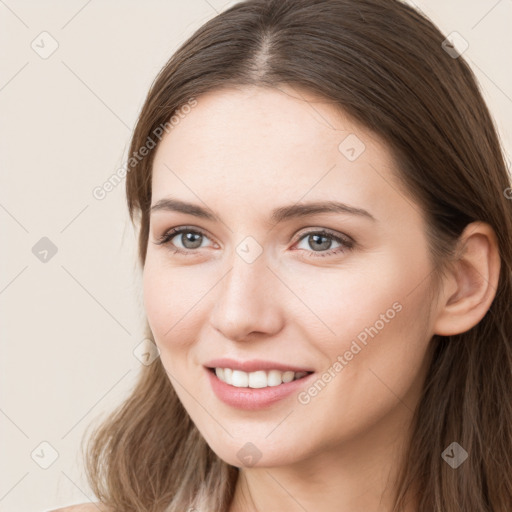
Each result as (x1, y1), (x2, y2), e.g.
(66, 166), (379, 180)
(204, 358), (314, 373)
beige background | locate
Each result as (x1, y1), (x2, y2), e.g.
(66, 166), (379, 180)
(1, 1), (511, 511)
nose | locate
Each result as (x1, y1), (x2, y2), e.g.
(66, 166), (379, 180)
(209, 252), (285, 342)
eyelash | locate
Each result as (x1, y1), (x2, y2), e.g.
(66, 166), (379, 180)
(154, 226), (355, 259)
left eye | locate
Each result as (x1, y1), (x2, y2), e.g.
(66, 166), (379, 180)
(293, 230), (353, 257)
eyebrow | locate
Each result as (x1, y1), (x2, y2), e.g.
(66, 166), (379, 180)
(150, 197), (376, 223)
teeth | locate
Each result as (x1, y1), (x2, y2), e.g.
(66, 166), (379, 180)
(213, 368), (310, 388)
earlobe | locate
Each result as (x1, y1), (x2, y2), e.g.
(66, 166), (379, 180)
(433, 221), (501, 336)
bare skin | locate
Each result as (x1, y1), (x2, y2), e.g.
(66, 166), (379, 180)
(138, 85), (498, 512)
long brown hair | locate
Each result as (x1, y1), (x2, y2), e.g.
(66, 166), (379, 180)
(82, 0), (512, 510)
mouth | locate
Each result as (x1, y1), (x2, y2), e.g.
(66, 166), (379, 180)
(206, 366), (314, 389)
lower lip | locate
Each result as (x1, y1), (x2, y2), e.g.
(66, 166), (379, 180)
(205, 368), (315, 410)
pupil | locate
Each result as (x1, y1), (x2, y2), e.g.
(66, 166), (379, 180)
(183, 232), (202, 249)
(310, 234), (331, 251)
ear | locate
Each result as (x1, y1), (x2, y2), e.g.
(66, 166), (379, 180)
(433, 221), (501, 336)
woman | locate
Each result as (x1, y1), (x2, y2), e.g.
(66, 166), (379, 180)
(55, 0), (512, 510)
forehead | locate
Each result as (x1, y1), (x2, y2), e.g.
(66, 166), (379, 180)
(155, 84), (387, 163)
(150, 85), (410, 223)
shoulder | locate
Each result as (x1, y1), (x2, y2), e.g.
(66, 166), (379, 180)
(48, 503), (110, 512)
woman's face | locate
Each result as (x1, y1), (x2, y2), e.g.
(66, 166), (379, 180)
(143, 85), (439, 469)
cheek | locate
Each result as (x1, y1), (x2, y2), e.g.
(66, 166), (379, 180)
(291, 285), (432, 454)
(142, 256), (196, 351)
(307, 262), (433, 414)
(142, 254), (222, 364)
(280, 257), (407, 352)
(288, 246), (433, 391)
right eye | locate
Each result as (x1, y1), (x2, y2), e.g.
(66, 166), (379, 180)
(155, 227), (215, 255)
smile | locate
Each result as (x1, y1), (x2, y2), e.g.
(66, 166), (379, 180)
(209, 367), (312, 388)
